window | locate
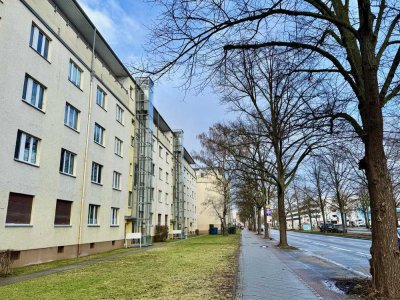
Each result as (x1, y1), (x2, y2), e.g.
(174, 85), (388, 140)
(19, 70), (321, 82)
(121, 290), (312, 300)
(128, 191), (133, 207)
(165, 215), (168, 226)
(158, 214), (161, 226)
(68, 60), (82, 88)
(150, 188), (154, 202)
(88, 204), (99, 225)
(54, 200), (72, 225)
(59, 149), (75, 175)
(152, 164), (155, 176)
(111, 207), (119, 225)
(166, 153), (169, 164)
(166, 172), (169, 184)
(113, 171), (121, 190)
(64, 103), (79, 130)
(134, 164), (138, 187)
(96, 87), (106, 109)
(159, 146), (162, 158)
(116, 105), (124, 124)
(91, 162), (102, 184)
(29, 24), (49, 59)
(94, 123), (105, 145)
(114, 137), (123, 157)
(159, 168), (162, 180)
(6, 193), (33, 224)
(22, 75), (45, 110)
(152, 139), (155, 152)
(158, 190), (162, 203)
(14, 130), (39, 165)
(165, 193), (168, 204)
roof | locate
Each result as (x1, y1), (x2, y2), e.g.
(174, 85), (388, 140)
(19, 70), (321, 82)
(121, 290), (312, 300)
(53, 0), (133, 78)
(184, 148), (196, 165)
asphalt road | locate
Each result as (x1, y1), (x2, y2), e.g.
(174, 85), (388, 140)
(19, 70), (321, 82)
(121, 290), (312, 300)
(270, 229), (371, 277)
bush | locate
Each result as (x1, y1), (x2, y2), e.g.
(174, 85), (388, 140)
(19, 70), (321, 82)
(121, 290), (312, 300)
(154, 225), (169, 242)
(228, 227), (236, 234)
(0, 250), (13, 276)
(195, 229), (199, 235)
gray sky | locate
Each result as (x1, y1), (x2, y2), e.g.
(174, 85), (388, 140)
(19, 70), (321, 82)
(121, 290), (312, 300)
(78, 0), (229, 153)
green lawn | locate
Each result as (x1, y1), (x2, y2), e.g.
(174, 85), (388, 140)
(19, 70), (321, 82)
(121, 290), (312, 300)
(1, 234), (240, 300)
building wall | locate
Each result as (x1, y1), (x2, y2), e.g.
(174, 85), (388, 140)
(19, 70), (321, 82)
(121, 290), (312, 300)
(195, 169), (223, 233)
(0, 0), (137, 265)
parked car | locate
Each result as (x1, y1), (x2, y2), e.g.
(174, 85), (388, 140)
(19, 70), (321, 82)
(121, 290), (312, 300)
(397, 227), (400, 247)
(319, 223), (334, 232)
(332, 224), (347, 233)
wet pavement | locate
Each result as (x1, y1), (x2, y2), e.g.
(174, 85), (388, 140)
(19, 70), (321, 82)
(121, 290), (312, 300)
(270, 230), (371, 277)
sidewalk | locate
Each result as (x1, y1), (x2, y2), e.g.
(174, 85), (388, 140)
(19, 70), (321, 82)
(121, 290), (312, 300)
(237, 229), (321, 300)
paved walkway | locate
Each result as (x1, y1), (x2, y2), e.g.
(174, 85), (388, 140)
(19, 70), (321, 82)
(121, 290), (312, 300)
(237, 229), (321, 300)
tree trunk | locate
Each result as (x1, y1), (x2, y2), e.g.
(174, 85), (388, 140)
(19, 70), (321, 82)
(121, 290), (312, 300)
(264, 206), (270, 239)
(320, 204), (326, 229)
(257, 207), (262, 235)
(277, 179), (289, 247)
(357, 21), (400, 296)
(339, 210), (346, 234)
(363, 211), (369, 229)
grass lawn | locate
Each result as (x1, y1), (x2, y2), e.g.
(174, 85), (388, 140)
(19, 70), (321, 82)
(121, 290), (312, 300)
(0, 234), (240, 300)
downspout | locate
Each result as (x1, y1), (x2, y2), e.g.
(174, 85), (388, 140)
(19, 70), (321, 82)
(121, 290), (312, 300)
(77, 27), (97, 257)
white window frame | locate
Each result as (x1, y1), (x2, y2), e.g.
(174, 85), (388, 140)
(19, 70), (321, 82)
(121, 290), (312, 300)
(158, 190), (162, 203)
(112, 171), (121, 190)
(116, 104), (124, 124)
(64, 103), (79, 131)
(96, 86), (106, 109)
(166, 172), (169, 184)
(159, 168), (162, 180)
(111, 207), (119, 226)
(29, 23), (50, 59)
(22, 75), (45, 111)
(88, 204), (99, 225)
(91, 162), (102, 184)
(60, 148), (75, 176)
(159, 146), (162, 158)
(68, 60), (82, 88)
(114, 137), (123, 157)
(15, 130), (40, 165)
(94, 123), (105, 146)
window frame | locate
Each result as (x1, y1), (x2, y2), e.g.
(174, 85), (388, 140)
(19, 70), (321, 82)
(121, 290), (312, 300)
(22, 74), (46, 111)
(94, 123), (105, 146)
(91, 162), (103, 184)
(68, 60), (82, 89)
(59, 148), (76, 176)
(5, 193), (34, 225)
(112, 171), (122, 190)
(88, 204), (100, 226)
(114, 137), (123, 157)
(54, 199), (72, 226)
(110, 207), (119, 226)
(96, 86), (106, 110)
(29, 23), (50, 60)
(64, 102), (80, 131)
(116, 104), (124, 125)
(14, 130), (40, 166)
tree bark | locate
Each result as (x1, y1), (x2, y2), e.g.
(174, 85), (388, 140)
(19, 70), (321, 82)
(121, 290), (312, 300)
(264, 206), (270, 239)
(358, 16), (400, 294)
(257, 207), (262, 235)
(277, 178), (289, 247)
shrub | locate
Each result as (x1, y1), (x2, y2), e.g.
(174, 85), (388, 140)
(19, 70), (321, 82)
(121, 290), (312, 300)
(154, 225), (169, 242)
(195, 229), (199, 235)
(0, 250), (13, 276)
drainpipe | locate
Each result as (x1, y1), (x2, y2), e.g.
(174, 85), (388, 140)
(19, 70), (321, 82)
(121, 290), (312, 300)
(77, 27), (97, 257)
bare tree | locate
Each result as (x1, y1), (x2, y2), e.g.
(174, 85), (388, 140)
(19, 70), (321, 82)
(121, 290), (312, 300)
(142, 1), (400, 295)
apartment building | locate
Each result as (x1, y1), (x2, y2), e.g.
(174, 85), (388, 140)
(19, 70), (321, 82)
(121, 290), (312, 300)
(195, 168), (227, 233)
(0, 0), (197, 267)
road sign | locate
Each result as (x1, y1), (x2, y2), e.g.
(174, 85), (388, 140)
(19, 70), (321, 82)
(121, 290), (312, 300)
(266, 208), (272, 216)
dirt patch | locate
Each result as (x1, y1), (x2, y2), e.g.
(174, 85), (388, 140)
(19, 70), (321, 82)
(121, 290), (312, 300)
(335, 278), (373, 299)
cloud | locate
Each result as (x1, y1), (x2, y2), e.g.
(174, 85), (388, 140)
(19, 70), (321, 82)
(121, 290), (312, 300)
(78, 0), (145, 57)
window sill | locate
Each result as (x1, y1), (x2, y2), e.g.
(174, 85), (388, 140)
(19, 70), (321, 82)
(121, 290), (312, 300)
(22, 99), (46, 114)
(29, 46), (51, 64)
(91, 181), (103, 186)
(87, 224), (100, 227)
(64, 124), (80, 133)
(68, 79), (83, 92)
(112, 188), (122, 192)
(115, 153), (123, 158)
(14, 158), (39, 168)
(5, 224), (33, 228)
(116, 120), (124, 126)
(97, 103), (107, 112)
(110, 225), (120, 227)
(54, 225), (72, 228)
(94, 141), (105, 148)
(60, 171), (76, 178)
